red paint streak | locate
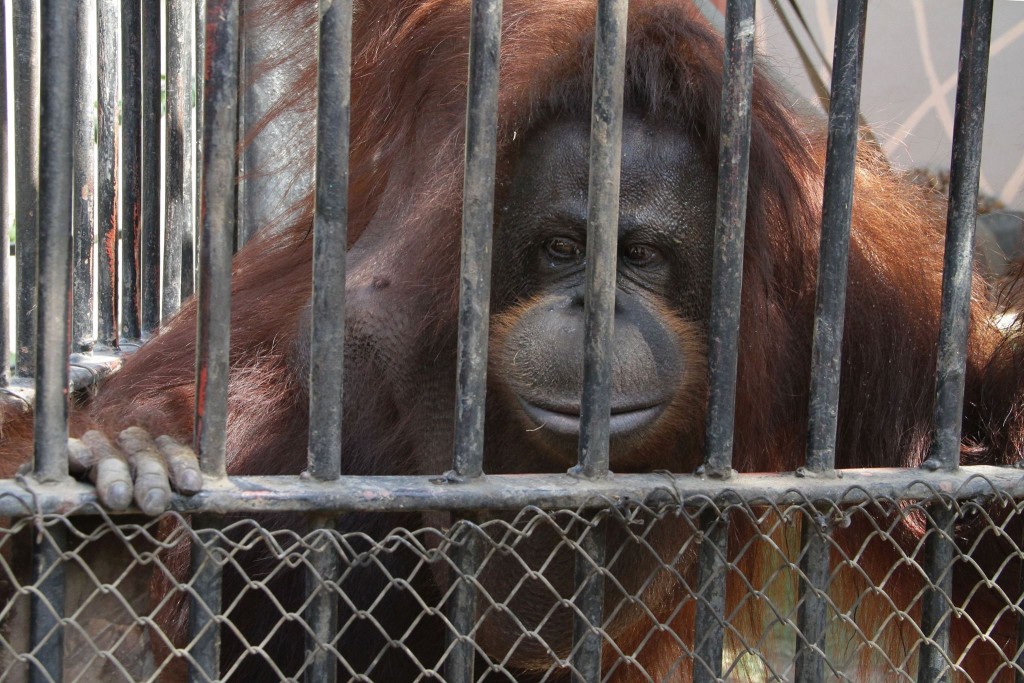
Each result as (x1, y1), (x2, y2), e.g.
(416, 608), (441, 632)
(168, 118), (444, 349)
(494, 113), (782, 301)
(196, 366), (208, 418)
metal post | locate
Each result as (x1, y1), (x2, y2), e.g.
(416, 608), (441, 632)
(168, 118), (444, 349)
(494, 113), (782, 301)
(97, 0), (121, 348)
(193, 0), (240, 479)
(795, 2), (867, 679)
(919, 2), (992, 680)
(13, 0), (40, 376)
(693, 1), (756, 679)
(164, 0), (192, 320)
(121, 0), (143, 341)
(141, 0), (161, 333)
(445, 1), (503, 679)
(72, 0), (97, 353)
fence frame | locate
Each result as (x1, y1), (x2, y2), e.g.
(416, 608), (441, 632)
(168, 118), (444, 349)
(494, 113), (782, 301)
(0, 0), (1008, 681)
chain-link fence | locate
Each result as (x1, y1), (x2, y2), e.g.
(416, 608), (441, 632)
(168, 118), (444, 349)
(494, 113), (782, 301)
(0, 0), (1019, 681)
(5, 474), (1024, 681)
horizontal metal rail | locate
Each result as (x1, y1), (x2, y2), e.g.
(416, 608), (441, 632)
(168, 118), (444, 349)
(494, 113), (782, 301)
(2, 465), (1023, 517)
(0, 347), (142, 406)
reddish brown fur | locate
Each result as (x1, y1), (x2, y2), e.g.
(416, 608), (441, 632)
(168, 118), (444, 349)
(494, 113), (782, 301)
(3, 0), (1024, 680)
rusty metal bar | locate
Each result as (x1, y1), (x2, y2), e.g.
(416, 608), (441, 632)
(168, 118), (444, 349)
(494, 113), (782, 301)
(97, 0), (120, 348)
(193, 0), (240, 478)
(141, 0), (161, 334)
(121, 0), (142, 341)
(72, 0), (97, 354)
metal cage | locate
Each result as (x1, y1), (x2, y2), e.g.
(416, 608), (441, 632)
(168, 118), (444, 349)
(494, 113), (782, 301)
(0, 0), (1018, 681)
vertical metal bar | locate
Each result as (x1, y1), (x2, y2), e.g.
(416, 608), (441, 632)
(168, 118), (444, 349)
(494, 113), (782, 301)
(181, 0), (195, 302)
(188, 515), (223, 683)
(193, 0), (239, 479)
(918, 505), (956, 683)
(571, 517), (608, 683)
(307, 0), (352, 482)
(569, 3), (628, 681)
(29, 2), (79, 673)
(794, 508), (833, 682)
(693, 508), (729, 683)
(446, 523), (484, 683)
(305, 518), (339, 683)
(576, 0), (627, 480)
(445, 2), (502, 679)
(803, 0), (867, 476)
(13, 0), (40, 376)
(701, 0), (756, 479)
(97, 0), (120, 348)
(303, 3), (352, 679)
(693, 1), (755, 680)
(795, 3), (866, 680)
(452, 0), (502, 481)
(164, 0), (190, 319)
(234, 2), (256, 249)
(0, 0), (10, 386)
(121, 0), (142, 341)
(919, 3), (992, 678)
(33, 0), (79, 481)
(925, 0), (993, 473)
(29, 523), (66, 683)
(186, 0), (203, 301)
(72, 0), (97, 353)
(141, 0), (161, 333)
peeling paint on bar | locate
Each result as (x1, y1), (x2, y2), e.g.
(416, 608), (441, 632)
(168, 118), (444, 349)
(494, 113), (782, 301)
(2, 465), (1024, 517)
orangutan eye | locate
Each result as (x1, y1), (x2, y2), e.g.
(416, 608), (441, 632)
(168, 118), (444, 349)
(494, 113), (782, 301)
(623, 243), (662, 267)
(544, 237), (583, 263)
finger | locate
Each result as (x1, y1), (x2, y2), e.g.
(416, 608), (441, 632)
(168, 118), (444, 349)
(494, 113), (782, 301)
(68, 437), (95, 475)
(155, 435), (203, 495)
(117, 427), (172, 515)
(80, 430), (133, 510)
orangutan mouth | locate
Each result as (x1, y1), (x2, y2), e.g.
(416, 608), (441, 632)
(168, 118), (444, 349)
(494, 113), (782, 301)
(518, 398), (666, 438)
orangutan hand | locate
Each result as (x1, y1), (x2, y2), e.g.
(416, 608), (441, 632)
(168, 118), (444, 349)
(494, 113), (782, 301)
(67, 427), (202, 515)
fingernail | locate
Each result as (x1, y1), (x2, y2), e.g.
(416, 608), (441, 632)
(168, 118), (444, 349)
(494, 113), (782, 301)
(180, 471), (202, 495)
(142, 490), (168, 515)
(107, 483), (132, 510)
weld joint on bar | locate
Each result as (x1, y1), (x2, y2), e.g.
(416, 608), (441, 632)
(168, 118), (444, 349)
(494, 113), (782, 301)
(795, 466), (840, 479)
(431, 469), (488, 486)
(696, 463), (736, 481)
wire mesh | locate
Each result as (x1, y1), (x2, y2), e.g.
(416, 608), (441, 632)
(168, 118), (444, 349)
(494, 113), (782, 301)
(2, 479), (1024, 681)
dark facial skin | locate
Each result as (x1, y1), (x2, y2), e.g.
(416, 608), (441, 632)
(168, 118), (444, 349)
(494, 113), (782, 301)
(489, 114), (718, 471)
